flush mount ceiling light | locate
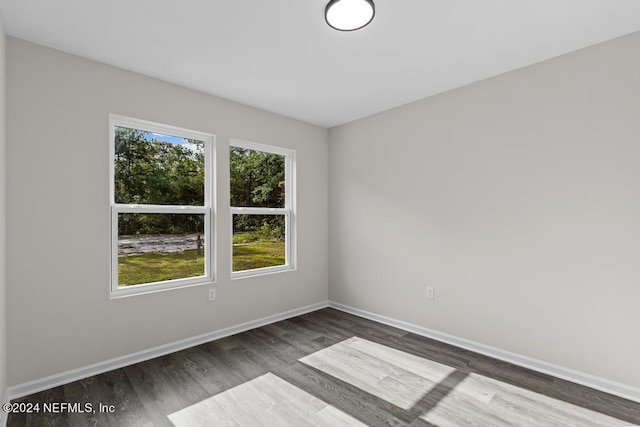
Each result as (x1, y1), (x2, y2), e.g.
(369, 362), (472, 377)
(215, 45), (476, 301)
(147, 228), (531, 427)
(325, 0), (375, 31)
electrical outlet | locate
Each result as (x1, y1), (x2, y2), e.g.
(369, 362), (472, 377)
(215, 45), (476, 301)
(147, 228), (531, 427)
(208, 288), (216, 302)
(426, 286), (435, 300)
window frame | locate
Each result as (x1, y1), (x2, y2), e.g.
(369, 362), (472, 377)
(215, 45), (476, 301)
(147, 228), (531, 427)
(230, 139), (296, 279)
(109, 114), (215, 298)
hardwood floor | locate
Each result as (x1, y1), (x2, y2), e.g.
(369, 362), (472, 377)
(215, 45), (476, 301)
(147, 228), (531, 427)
(8, 308), (640, 426)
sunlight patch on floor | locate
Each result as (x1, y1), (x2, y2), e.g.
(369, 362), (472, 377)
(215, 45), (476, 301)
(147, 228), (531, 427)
(168, 372), (365, 426)
(421, 372), (634, 427)
(299, 336), (460, 410)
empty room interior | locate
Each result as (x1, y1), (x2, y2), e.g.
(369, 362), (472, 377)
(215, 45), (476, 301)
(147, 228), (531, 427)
(0, 0), (640, 426)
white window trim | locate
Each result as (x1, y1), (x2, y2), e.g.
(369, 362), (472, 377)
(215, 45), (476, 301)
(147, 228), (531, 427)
(109, 114), (215, 298)
(230, 139), (296, 279)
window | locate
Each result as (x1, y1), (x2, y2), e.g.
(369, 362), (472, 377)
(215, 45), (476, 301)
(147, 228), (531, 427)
(230, 140), (295, 277)
(110, 115), (214, 297)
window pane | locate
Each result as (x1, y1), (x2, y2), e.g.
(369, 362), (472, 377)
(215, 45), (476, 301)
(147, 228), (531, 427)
(230, 147), (285, 208)
(118, 213), (206, 286)
(114, 126), (205, 206)
(233, 214), (286, 272)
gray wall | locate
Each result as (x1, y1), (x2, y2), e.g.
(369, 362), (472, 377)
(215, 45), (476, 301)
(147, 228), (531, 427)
(329, 32), (640, 388)
(6, 38), (328, 385)
(0, 15), (7, 402)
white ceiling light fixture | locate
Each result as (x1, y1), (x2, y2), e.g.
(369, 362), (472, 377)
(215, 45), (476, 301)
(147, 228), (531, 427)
(325, 0), (375, 31)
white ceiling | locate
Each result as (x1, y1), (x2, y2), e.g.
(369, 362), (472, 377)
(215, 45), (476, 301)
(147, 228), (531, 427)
(1, 1), (639, 128)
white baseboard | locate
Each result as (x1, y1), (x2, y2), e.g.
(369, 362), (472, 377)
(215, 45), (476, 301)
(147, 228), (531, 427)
(6, 301), (329, 401)
(0, 390), (8, 427)
(328, 301), (640, 404)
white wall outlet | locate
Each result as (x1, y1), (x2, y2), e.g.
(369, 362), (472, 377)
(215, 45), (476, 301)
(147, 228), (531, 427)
(426, 286), (435, 300)
(208, 288), (216, 302)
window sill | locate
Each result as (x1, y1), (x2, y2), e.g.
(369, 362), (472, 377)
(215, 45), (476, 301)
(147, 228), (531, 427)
(231, 265), (295, 280)
(110, 278), (215, 299)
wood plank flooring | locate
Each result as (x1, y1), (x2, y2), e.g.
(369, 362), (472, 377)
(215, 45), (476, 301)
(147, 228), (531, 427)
(168, 373), (365, 426)
(8, 308), (640, 426)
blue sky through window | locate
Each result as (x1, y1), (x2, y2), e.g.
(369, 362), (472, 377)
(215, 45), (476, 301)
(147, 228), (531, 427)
(147, 132), (203, 153)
